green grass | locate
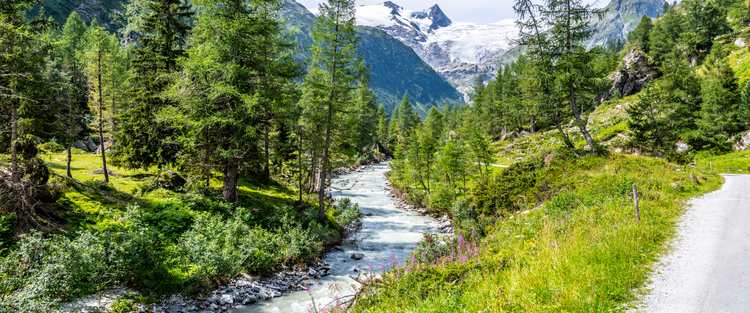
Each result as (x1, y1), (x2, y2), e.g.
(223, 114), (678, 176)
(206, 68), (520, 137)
(355, 152), (723, 312)
(0, 152), (361, 312)
(694, 149), (750, 174)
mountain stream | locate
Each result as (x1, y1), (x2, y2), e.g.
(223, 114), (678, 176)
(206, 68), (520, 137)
(231, 162), (438, 313)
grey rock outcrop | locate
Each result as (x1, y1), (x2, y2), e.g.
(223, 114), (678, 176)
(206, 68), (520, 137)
(603, 49), (661, 101)
(71, 137), (97, 152)
(734, 131), (750, 151)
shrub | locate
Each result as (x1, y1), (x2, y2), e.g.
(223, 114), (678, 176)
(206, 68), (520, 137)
(38, 142), (65, 154)
(473, 159), (541, 215)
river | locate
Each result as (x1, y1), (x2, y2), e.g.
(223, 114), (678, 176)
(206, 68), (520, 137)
(231, 162), (438, 313)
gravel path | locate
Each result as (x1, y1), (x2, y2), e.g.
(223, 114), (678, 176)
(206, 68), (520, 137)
(637, 174), (750, 312)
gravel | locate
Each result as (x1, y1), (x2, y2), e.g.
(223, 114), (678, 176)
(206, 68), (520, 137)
(635, 174), (750, 312)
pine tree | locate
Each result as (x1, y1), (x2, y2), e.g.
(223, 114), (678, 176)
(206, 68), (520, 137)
(304, 0), (365, 221)
(513, 0), (576, 149)
(355, 78), (379, 152)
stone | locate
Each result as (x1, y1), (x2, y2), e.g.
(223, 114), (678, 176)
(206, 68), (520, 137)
(501, 131), (519, 141)
(221, 307), (228, 311)
(615, 148), (623, 154)
(734, 131), (750, 151)
(365, 213), (373, 216)
(350, 253), (365, 260)
(736, 37), (747, 48)
(518, 130), (532, 138)
(675, 141), (690, 153)
(603, 49), (661, 101)
(220, 294), (233, 305)
(211, 303), (219, 310)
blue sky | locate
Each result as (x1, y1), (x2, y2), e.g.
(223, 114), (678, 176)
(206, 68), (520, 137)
(294, 0), (606, 23)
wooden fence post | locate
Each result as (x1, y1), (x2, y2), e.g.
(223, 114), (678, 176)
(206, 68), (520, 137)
(633, 184), (640, 222)
(710, 162), (713, 172)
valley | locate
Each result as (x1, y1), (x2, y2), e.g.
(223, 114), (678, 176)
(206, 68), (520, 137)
(3, 0), (750, 312)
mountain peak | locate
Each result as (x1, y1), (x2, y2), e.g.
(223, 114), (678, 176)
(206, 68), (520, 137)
(382, 1), (402, 16)
(424, 5), (451, 30)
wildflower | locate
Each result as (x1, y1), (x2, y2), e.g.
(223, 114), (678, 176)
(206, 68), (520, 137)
(411, 256), (416, 263)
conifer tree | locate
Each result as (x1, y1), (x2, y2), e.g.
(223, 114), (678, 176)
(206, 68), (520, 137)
(376, 104), (389, 147)
(169, 0), (300, 205)
(116, 0), (193, 169)
(355, 78), (379, 152)
(84, 19), (117, 183)
(303, 0), (364, 221)
(627, 82), (669, 149)
(697, 43), (739, 147)
(628, 15), (652, 52)
(60, 12), (90, 178)
(739, 81), (750, 128)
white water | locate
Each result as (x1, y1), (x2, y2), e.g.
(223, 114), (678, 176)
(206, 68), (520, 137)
(231, 162), (438, 313)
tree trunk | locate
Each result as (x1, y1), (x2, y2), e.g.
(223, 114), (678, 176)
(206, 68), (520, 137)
(222, 157), (239, 206)
(298, 129), (303, 203)
(10, 104), (18, 182)
(318, 17), (341, 222)
(98, 49), (110, 184)
(66, 145), (73, 178)
(319, 101), (334, 222)
(264, 125), (270, 180)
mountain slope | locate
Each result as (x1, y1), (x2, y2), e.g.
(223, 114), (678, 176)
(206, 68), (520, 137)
(281, 0), (464, 116)
(584, 0), (666, 48)
(355, 1), (516, 100)
(29, 0), (127, 30)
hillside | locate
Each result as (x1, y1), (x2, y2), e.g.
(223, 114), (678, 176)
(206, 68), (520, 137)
(282, 0), (465, 116)
(584, 0), (667, 48)
(29, 0), (127, 30)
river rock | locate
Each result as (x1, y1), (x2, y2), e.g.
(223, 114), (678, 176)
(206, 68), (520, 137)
(210, 303), (218, 310)
(351, 253), (365, 260)
(220, 294), (233, 305)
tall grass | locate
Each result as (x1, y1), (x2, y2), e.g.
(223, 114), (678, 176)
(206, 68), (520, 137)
(354, 153), (722, 312)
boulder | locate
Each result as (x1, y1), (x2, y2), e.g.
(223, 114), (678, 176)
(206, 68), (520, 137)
(603, 49), (661, 101)
(675, 141), (690, 153)
(734, 131), (750, 151)
(501, 131), (518, 141)
(736, 37), (747, 48)
(518, 130), (532, 138)
(350, 253), (365, 260)
(155, 170), (187, 190)
(71, 137), (97, 152)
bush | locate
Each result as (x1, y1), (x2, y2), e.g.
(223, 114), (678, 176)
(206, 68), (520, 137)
(473, 159), (541, 215)
(332, 198), (364, 236)
(428, 184), (454, 213)
(38, 142), (65, 154)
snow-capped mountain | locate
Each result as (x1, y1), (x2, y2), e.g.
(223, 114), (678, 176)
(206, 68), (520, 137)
(355, 2), (518, 99)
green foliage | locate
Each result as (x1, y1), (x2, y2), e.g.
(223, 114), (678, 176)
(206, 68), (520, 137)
(473, 159), (541, 215)
(357, 153), (723, 312)
(628, 15), (652, 52)
(38, 141), (66, 153)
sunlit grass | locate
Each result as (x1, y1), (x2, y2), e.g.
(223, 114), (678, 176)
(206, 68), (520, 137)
(355, 154), (723, 312)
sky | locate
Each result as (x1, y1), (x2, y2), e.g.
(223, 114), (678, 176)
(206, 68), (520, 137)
(295, 0), (604, 23)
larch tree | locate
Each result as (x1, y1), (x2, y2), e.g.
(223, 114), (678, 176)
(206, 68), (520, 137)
(84, 19), (117, 183)
(60, 11), (90, 178)
(304, 0), (365, 221)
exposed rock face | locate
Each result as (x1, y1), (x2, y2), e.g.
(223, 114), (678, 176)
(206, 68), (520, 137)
(734, 131), (750, 151)
(675, 141), (690, 153)
(603, 49), (661, 101)
(71, 137), (97, 152)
